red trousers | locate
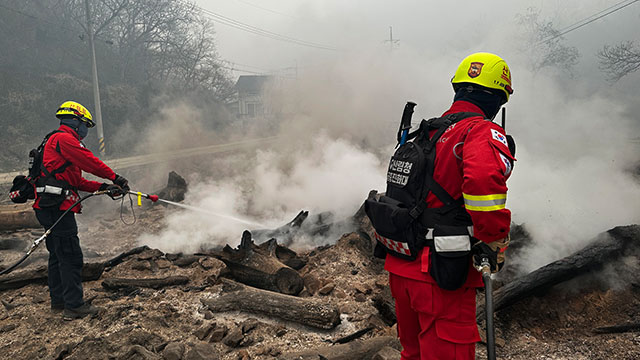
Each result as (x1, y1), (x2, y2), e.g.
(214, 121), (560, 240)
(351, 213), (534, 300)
(389, 273), (481, 360)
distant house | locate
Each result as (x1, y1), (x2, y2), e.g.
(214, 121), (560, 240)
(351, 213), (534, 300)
(229, 75), (274, 120)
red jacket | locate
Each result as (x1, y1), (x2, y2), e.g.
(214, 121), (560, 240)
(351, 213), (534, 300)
(385, 101), (515, 287)
(33, 125), (116, 213)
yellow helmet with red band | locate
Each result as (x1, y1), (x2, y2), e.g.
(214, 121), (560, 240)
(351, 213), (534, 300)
(55, 101), (95, 128)
(451, 52), (513, 101)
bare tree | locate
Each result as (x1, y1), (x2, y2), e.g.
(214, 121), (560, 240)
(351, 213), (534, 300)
(516, 7), (580, 75)
(598, 41), (640, 82)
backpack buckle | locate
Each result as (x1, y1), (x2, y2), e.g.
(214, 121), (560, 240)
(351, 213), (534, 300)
(409, 206), (423, 219)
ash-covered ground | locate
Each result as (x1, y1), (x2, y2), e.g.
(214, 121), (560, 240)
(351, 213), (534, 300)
(1, 200), (639, 360)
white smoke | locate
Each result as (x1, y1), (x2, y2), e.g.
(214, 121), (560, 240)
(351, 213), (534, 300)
(506, 69), (640, 272)
(138, 130), (385, 253)
(136, 2), (640, 269)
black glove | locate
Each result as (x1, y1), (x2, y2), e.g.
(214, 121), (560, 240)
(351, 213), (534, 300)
(100, 183), (125, 199)
(472, 237), (509, 273)
(113, 174), (130, 192)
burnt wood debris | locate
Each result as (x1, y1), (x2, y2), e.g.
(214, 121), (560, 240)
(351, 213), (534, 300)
(211, 231), (305, 295)
(1, 179), (640, 358)
(201, 278), (341, 330)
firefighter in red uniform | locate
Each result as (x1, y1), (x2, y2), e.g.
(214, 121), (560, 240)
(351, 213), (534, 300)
(34, 101), (129, 320)
(384, 53), (515, 359)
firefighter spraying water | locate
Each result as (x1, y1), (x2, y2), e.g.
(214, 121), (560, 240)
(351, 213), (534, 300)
(2, 186), (268, 277)
(3, 100), (266, 321)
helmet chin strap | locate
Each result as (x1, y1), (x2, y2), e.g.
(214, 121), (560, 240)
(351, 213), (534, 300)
(60, 117), (88, 139)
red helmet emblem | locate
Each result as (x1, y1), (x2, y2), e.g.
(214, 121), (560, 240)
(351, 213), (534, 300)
(468, 62), (484, 78)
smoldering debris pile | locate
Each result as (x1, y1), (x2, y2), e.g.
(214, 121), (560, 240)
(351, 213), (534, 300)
(0, 189), (640, 359)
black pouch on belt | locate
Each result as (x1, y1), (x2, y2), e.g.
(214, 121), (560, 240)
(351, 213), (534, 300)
(428, 224), (472, 291)
(364, 195), (419, 261)
(37, 178), (71, 209)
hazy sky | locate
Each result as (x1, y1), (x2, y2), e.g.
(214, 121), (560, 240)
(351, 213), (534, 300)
(195, 0), (640, 79)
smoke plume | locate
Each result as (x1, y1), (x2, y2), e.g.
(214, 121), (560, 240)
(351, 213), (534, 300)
(135, 2), (640, 271)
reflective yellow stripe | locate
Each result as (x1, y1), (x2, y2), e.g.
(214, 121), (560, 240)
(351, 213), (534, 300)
(465, 203), (506, 212)
(463, 192), (507, 212)
(462, 193), (506, 201)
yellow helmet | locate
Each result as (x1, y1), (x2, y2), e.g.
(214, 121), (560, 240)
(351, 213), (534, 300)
(451, 52), (513, 101)
(55, 101), (95, 128)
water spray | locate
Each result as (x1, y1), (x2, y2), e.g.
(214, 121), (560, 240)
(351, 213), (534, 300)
(152, 197), (266, 228)
(125, 190), (263, 227)
(124, 190), (264, 227)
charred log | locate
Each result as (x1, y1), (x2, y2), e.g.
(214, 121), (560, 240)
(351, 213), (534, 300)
(156, 171), (188, 203)
(252, 210), (308, 246)
(0, 204), (40, 231)
(594, 322), (640, 334)
(213, 231), (304, 295)
(101, 276), (189, 290)
(103, 246), (150, 269)
(490, 225), (640, 314)
(257, 239), (307, 270)
(0, 262), (104, 291)
(279, 336), (399, 360)
(333, 326), (375, 344)
(0, 238), (29, 251)
(201, 279), (340, 330)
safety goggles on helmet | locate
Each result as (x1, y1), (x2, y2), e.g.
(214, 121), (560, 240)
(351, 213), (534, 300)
(55, 101), (95, 128)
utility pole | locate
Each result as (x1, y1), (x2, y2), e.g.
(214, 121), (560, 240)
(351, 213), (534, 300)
(84, 0), (106, 155)
(384, 26), (399, 52)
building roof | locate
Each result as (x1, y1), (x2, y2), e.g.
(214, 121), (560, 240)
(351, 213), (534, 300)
(234, 75), (272, 92)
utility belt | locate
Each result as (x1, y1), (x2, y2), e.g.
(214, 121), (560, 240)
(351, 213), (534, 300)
(35, 177), (76, 209)
(365, 195), (474, 290)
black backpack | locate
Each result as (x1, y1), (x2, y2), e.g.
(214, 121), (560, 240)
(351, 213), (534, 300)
(364, 112), (482, 290)
(8, 131), (71, 204)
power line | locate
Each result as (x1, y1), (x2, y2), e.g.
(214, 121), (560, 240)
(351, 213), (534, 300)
(193, 4), (340, 51)
(232, 0), (298, 19)
(199, 8), (340, 51)
(538, 0), (640, 45)
(556, 0), (633, 33)
(224, 60), (270, 71)
(218, 64), (265, 75)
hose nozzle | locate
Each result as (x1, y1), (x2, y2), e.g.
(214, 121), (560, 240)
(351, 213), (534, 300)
(127, 190), (159, 204)
(477, 257), (491, 275)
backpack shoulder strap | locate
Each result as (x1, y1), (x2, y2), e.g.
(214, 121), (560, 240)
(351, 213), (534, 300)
(39, 130), (72, 179)
(408, 112), (482, 219)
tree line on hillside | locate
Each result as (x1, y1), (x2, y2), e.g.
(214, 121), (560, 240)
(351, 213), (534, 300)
(0, 0), (234, 169)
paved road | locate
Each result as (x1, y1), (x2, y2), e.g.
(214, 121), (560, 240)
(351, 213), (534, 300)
(0, 136), (280, 184)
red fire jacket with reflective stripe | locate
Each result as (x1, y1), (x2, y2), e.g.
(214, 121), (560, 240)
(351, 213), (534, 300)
(33, 125), (116, 213)
(385, 100), (515, 287)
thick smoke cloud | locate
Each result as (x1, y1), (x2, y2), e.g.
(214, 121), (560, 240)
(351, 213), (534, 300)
(137, 1), (639, 270)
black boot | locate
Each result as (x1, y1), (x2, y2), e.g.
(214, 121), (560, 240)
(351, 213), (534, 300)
(63, 304), (101, 320)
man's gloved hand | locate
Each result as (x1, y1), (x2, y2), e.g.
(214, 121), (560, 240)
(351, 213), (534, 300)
(99, 183), (125, 199)
(472, 236), (510, 273)
(113, 174), (129, 192)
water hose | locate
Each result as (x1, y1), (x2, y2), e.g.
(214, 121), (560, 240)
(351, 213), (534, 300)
(479, 257), (496, 360)
(0, 190), (109, 276)
(0, 188), (159, 276)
